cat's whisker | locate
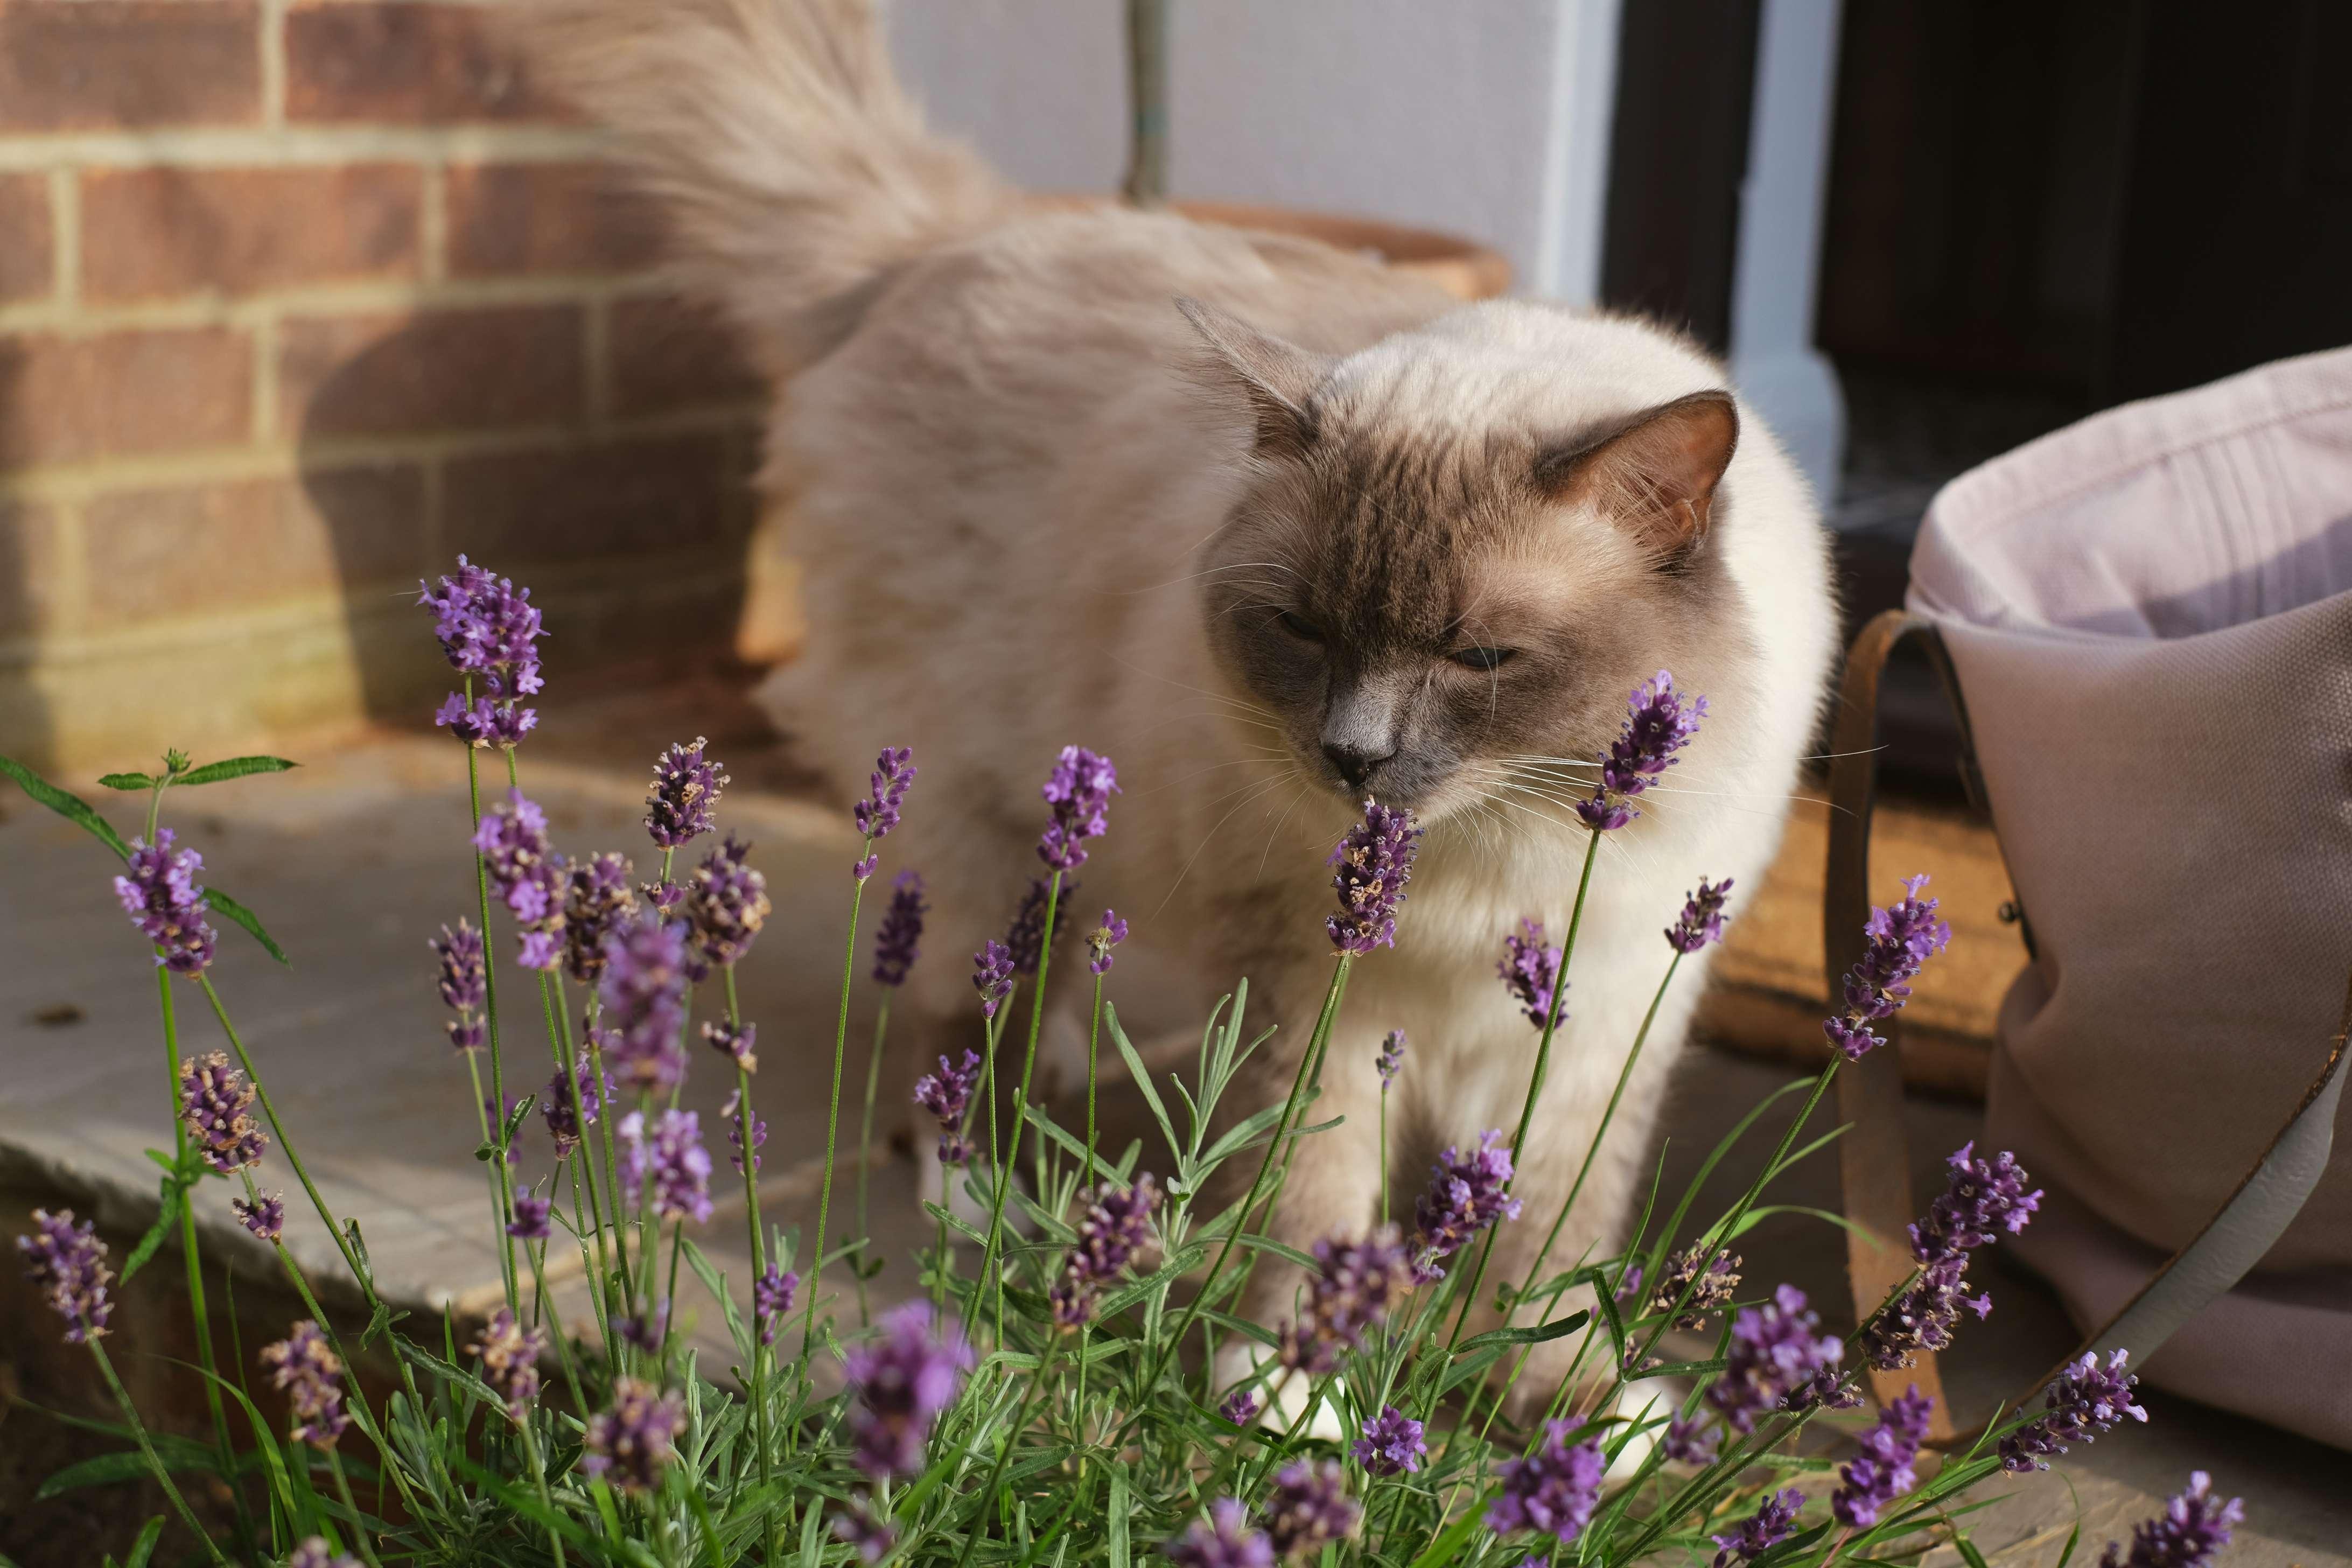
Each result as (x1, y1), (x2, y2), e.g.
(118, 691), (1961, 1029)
(1152, 772), (1299, 916)
(1254, 780), (1315, 879)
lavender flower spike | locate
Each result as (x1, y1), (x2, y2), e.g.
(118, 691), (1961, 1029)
(542, 1054), (611, 1159)
(262, 1320), (349, 1448)
(1375, 1030), (1406, 1089)
(561, 852), (638, 986)
(1088, 909), (1129, 976)
(853, 746), (916, 878)
(722, 1089), (765, 1175)
(234, 1192), (285, 1242)
(179, 1051), (268, 1173)
(872, 870), (928, 987)
(17, 1209), (113, 1343)
(2001, 1349), (2146, 1472)
(618, 1108), (714, 1224)
(582, 1377), (685, 1494)
(286, 1539), (360, 1568)
(841, 1300), (975, 1479)
(1662, 1416), (1717, 1465)
(1049, 1173), (1160, 1327)
(467, 1306), (547, 1421)
(834, 1496), (898, 1564)
(1913, 1141), (2042, 1263)
(1278, 1224), (1415, 1374)
(113, 828), (218, 976)
(1327, 799), (1422, 955)
(1576, 670), (1706, 831)
(419, 555), (542, 742)
(1165, 1499), (1275, 1568)
(1352, 1406), (1427, 1476)
(1260, 1459), (1360, 1560)
(914, 1051), (982, 1166)
(507, 1187), (552, 1242)
(1668, 877), (1735, 953)
(2099, 1472), (2244, 1568)
(1487, 1420), (1605, 1543)
(1707, 1284), (1846, 1433)
(1219, 1389), (1262, 1427)
(1857, 1252), (1989, 1371)
(432, 920), (487, 1051)
(645, 737), (727, 849)
(971, 940), (1016, 1020)
(1823, 873), (1953, 1060)
(1039, 745), (1119, 871)
(684, 834), (771, 971)
(1710, 1488), (1803, 1566)
(598, 917), (690, 1095)
(1831, 1385), (1935, 1527)
(1497, 918), (1564, 1029)
(1004, 876), (1075, 976)
(1650, 1243), (1741, 1328)
(703, 1019), (757, 1073)
(754, 1264), (798, 1347)
(473, 788), (568, 970)
(1411, 1130), (1522, 1280)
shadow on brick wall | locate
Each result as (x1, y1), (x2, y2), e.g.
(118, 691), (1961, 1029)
(0, 342), (54, 766)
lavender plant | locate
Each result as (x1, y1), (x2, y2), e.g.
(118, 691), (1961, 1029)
(0, 559), (2231, 1567)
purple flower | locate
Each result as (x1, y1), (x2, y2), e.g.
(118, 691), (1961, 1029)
(1088, 909), (1129, 976)
(1278, 1225), (1415, 1374)
(1326, 800), (1422, 955)
(853, 746), (917, 878)
(1662, 1415), (1716, 1465)
(703, 1019), (757, 1074)
(543, 1054), (612, 1159)
(1823, 873), (1953, 1060)
(619, 1109), (713, 1224)
(1710, 1488), (1803, 1566)
(2001, 1350), (2147, 1473)
(914, 1051), (982, 1167)
(1650, 1244), (1741, 1329)
(1165, 1499), (1275, 1568)
(432, 920), (487, 1051)
(1576, 670), (1705, 831)
(113, 829), (217, 976)
(1707, 1284), (1846, 1434)
(617, 1302), (669, 1352)
(842, 1300), (975, 1479)
(262, 1320), (349, 1448)
(1004, 877), (1075, 976)
(2100, 1472), (2244, 1568)
(561, 853), (638, 986)
(474, 788), (568, 970)
(1857, 1253), (1991, 1371)
(598, 918), (691, 1095)
(872, 871), (928, 987)
(1410, 1130), (1522, 1279)
(755, 1264), (798, 1347)
(1912, 1142), (2042, 1264)
(1487, 1420), (1605, 1543)
(722, 1089), (766, 1176)
(971, 940), (1016, 1020)
(685, 835), (771, 972)
(467, 1306), (547, 1421)
(1048, 1173), (1159, 1327)
(582, 1377), (685, 1494)
(179, 1050), (268, 1173)
(1832, 1386), (1934, 1527)
(1260, 1459), (1360, 1559)
(286, 1538), (360, 1568)
(833, 1496), (898, 1563)
(433, 690), (536, 750)
(1039, 745), (1119, 871)
(1375, 1030), (1406, 1089)
(1497, 919), (1565, 1030)
(17, 1209), (113, 1343)
(507, 1186), (552, 1241)
(419, 555), (542, 739)
(1219, 1389), (1261, 1426)
(645, 738), (726, 850)
(1352, 1406), (1427, 1476)
(1615, 1262), (1646, 1302)
(234, 1192), (285, 1242)
(1668, 877), (1735, 954)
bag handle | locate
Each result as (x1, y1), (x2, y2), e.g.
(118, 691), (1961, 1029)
(1826, 608), (2351, 1441)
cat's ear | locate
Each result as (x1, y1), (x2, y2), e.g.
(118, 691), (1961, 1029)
(1534, 390), (1739, 557)
(1175, 297), (1333, 459)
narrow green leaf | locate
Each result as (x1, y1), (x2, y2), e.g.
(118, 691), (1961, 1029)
(1407, 1507), (1485, 1568)
(1232, 1233), (1319, 1272)
(2054, 1518), (2082, 1568)
(37, 1450), (215, 1501)
(116, 1184), (186, 1285)
(1952, 1531), (1992, 1568)
(1455, 1310), (1589, 1353)
(1104, 1005), (1182, 1161)
(0, 754), (130, 859)
(97, 773), (155, 792)
(207, 888), (291, 967)
(1107, 1464), (1130, 1568)
(121, 1516), (164, 1568)
(174, 755), (299, 787)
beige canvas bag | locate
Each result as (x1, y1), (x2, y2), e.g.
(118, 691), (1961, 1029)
(1826, 345), (2352, 1448)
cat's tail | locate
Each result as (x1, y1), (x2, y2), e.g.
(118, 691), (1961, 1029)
(519, 0), (1013, 374)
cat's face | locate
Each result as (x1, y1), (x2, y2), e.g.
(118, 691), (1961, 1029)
(1186, 301), (1741, 825)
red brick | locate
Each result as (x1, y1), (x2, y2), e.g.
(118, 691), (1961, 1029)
(277, 306), (583, 438)
(0, 327), (253, 464)
(81, 464), (424, 628)
(0, 175), (51, 303)
(445, 161), (662, 278)
(0, 499), (62, 641)
(285, 2), (565, 125)
(608, 295), (766, 418)
(443, 435), (740, 563)
(81, 166), (423, 303)
(0, 3), (260, 132)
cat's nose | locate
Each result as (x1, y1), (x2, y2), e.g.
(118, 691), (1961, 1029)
(1322, 741), (1395, 790)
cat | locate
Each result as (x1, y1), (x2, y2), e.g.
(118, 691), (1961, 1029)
(526, 0), (1838, 1416)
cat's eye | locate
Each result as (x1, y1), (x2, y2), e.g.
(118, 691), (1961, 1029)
(1448, 646), (1516, 671)
(1278, 610), (1326, 642)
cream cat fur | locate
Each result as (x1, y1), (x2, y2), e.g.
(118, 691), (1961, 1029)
(527, 0), (1837, 1414)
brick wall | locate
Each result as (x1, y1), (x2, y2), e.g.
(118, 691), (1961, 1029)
(0, 0), (771, 773)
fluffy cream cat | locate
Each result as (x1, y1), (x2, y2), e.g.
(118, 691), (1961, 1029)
(529, 0), (1837, 1412)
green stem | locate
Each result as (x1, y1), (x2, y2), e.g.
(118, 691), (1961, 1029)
(327, 1448), (383, 1568)
(1084, 972), (1105, 1188)
(584, 1015), (636, 1320)
(549, 988), (617, 1361)
(1379, 1088), (1390, 1228)
(462, 1043), (521, 1310)
(725, 965), (781, 1566)
(516, 1414), (565, 1568)
(466, 703), (522, 1313)
(86, 1339), (230, 1567)
(804, 852), (874, 1357)
(856, 993), (890, 1327)
(155, 967), (243, 1534)
(979, 872), (1062, 1345)
(523, 1229), (589, 1420)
